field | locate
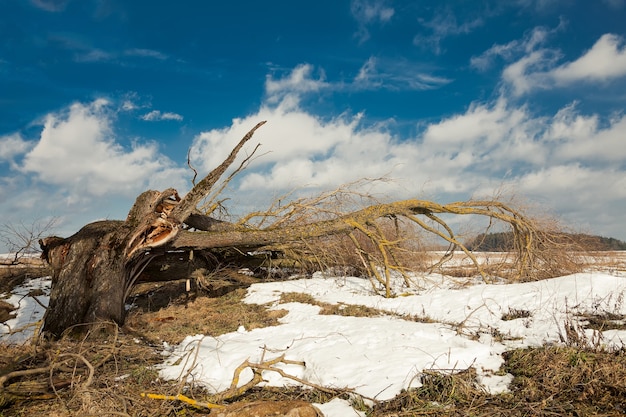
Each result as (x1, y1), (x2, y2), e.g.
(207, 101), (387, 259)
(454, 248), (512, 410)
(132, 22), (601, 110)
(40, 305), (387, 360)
(1, 251), (625, 416)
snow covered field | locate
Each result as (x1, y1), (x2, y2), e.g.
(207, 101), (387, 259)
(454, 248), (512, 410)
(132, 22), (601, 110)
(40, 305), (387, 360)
(157, 270), (626, 416)
(2, 252), (626, 416)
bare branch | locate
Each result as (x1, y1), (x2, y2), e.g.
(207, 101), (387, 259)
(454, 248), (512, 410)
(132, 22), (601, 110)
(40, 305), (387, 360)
(169, 121), (267, 224)
(199, 142), (264, 215)
(187, 147), (199, 186)
(1, 218), (57, 265)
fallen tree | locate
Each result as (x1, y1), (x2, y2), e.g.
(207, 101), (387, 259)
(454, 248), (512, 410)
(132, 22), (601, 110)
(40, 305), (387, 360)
(38, 121), (564, 339)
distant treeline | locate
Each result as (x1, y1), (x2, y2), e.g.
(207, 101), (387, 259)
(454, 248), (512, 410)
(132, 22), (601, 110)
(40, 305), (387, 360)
(466, 232), (626, 252)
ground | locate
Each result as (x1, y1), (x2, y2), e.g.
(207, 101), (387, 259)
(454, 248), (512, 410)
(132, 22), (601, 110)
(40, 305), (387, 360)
(1, 252), (626, 416)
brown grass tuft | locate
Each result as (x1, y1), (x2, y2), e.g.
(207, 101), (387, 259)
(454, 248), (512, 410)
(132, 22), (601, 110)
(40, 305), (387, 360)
(126, 286), (287, 345)
(370, 346), (626, 416)
(279, 292), (385, 318)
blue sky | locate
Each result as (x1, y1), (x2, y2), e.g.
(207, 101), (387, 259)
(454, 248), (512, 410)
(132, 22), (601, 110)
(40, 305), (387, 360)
(1, 0), (626, 251)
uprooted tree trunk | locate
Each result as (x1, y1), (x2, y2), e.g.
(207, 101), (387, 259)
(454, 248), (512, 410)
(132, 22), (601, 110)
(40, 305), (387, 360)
(39, 121), (549, 339)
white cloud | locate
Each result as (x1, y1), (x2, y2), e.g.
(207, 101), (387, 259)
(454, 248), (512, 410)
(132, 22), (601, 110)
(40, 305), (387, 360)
(351, 0), (395, 43)
(0, 133), (32, 162)
(121, 100), (137, 111)
(265, 64), (329, 103)
(544, 102), (626, 162)
(517, 164), (626, 233)
(266, 61), (450, 103)
(0, 99), (190, 247)
(421, 98), (548, 170)
(119, 92), (150, 112)
(141, 110), (184, 121)
(502, 49), (561, 95)
(74, 48), (113, 63)
(471, 26), (555, 71)
(471, 42), (518, 71)
(500, 31), (626, 95)
(414, 9), (484, 54)
(550, 34), (626, 84)
(30, 0), (70, 12)
(351, 0), (394, 23)
(514, 0), (569, 11)
(354, 57), (452, 90)
(124, 48), (168, 60)
(20, 99), (186, 197)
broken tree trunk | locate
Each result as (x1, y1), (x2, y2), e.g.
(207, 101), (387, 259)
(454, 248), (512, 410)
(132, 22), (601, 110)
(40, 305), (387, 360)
(39, 120), (545, 339)
(40, 122), (267, 338)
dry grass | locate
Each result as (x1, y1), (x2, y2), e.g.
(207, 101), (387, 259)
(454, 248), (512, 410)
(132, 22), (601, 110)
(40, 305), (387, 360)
(0, 262), (50, 294)
(0, 328), (181, 417)
(502, 346), (626, 415)
(284, 222), (603, 291)
(578, 312), (626, 331)
(126, 285), (286, 345)
(279, 292), (386, 318)
(371, 346), (626, 416)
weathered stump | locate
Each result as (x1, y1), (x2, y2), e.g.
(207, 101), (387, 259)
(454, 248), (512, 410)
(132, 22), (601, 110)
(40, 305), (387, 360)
(40, 221), (131, 337)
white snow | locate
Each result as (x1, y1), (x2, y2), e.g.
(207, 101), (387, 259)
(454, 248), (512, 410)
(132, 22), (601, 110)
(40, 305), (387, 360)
(158, 270), (626, 416)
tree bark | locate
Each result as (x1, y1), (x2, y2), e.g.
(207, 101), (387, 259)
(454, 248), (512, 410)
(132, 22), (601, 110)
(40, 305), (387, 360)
(41, 221), (129, 337)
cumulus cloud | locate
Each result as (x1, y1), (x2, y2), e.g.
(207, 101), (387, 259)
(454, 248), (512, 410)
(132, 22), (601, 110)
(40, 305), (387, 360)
(141, 110), (184, 121)
(0, 99), (189, 244)
(499, 31), (626, 95)
(0, 133), (32, 163)
(549, 34), (626, 84)
(543, 102), (626, 162)
(265, 64), (329, 103)
(119, 92), (150, 112)
(121, 100), (138, 111)
(20, 99), (186, 197)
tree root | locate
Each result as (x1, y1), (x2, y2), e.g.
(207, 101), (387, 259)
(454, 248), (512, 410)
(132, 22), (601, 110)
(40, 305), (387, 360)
(142, 350), (361, 410)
